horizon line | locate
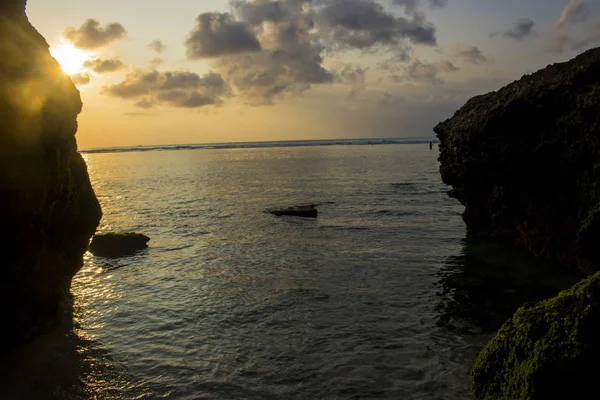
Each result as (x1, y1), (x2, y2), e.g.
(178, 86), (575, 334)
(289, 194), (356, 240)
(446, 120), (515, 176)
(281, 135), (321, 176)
(79, 136), (440, 154)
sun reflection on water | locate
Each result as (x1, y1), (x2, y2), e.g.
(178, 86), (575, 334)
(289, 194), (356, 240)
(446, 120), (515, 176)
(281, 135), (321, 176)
(66, 146), (486, 398)
(72, 257), (124, 341)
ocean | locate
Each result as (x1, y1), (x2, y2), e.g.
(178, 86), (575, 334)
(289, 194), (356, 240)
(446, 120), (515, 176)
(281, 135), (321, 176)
(5, 141), (580, 399)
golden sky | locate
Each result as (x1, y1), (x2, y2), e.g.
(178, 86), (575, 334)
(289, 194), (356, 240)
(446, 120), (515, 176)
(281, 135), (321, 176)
(27, 0), (600, 149)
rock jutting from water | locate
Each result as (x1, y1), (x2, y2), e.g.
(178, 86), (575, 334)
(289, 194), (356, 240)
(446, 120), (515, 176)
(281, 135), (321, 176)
(89, 233), (150, 258)
(435, 47), (600, 399)
(266, 204), (319, 218)
(435, 47), (600, 275)
(0, 0), (102, 347)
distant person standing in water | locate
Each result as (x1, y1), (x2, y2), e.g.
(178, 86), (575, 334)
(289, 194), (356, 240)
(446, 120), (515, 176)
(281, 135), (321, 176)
(429, 141), (433, 150)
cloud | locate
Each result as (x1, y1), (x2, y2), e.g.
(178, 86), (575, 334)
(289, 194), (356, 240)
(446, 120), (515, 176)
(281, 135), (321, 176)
(391, 58), (458, 85)
(546, 1), (597, 53)
(214, 50), (333, 105)
(150, 58), (164, 67)
(186, 12), (261, 59)
(429, 0), (448, 8)
(232, 0), (290, 25)
(547, 22), (600, 53)
(318, 0), (437, 49)
(83, 58), (126, 73)
(62, 19), (126, 49)
(392, 0), (420, 14)
(491, 18), (537, 40)
(572, 23), (600, 50)
(102, 69), (230, 108)
(454, 46), (487, 64)
(148, 40), (166, 54)
(123, 111), (154, 117)
(208, 0), (333, 105)
(546, 32), (572, 53)
(555, 0), (590, 29)
(134, 99), (155, 109)
(342, 75), (518, 141)
(156, 90), (223, 108)
(378, 91), (396, 105)
(184, 0), (439, 105)
(376, 47), (414, 72)
(336, 64), (368, 99)
(70, 72), (91, 86)
(393, 0), (448, 13)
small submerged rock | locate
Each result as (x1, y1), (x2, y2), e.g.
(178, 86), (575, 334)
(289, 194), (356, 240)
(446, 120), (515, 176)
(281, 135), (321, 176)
(265, 204), (319, 218)
(89, 232), (150, 258)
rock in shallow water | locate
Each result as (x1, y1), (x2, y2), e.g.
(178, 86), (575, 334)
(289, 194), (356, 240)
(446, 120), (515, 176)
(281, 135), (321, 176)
(435, 47), (600, 274)
(0, 0), (101, 347)
(89, 233), (150, 258)
(471, 271), (600, 400)
(266, 204), (319, 218)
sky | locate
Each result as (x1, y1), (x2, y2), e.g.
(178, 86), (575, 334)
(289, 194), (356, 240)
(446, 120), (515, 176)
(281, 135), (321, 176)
(26, 0), (600, 149)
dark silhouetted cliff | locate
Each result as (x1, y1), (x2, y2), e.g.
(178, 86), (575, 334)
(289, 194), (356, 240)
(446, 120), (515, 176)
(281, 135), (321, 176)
(0, 0), (101, 346)
(435, 47), (600, 274)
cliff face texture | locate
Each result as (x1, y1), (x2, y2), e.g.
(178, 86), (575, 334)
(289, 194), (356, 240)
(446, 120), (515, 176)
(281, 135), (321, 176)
(436, 48), (600, 399)
(0, 1), (101, 345)
(435, 47), (600, 274)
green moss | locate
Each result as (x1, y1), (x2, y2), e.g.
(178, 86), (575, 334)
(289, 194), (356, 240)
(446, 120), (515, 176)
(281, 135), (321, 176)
(471, 271), (600, 400)
(577, 201), (600, 240)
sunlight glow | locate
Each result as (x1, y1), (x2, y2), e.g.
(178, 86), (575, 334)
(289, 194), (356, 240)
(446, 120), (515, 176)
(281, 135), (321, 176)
(50, 40), (94, 75)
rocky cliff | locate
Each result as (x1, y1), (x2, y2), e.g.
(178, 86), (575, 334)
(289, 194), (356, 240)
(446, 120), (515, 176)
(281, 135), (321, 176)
(0, 1), (101, 346)
(435, 47), (600, 274)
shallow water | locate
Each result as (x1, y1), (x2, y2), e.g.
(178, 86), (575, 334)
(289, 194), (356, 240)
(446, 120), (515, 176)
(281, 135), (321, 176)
(1, 144), (580, 399)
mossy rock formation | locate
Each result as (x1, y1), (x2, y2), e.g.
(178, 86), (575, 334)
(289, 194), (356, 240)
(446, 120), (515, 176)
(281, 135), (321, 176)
(435, 47), (600, 274)
(0, 1), (101, 346)
(471, 271), (600, 400)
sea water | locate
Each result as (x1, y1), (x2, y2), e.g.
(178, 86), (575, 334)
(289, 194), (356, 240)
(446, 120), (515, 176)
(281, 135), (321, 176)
(3, 142), (580, 399)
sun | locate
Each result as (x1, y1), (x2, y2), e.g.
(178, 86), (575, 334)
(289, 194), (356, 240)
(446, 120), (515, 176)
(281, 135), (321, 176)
(50, 40), (94, 75)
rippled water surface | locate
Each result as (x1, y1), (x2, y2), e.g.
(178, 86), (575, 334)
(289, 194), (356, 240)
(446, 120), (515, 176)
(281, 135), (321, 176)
(52, 144), (576, 399)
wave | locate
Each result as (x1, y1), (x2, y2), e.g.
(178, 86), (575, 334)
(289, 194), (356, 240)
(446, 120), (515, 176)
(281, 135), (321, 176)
(80, 138), (439, 154)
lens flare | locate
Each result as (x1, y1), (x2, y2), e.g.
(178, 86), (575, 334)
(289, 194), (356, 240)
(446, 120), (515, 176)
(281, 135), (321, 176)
(50, 40), (94, 75)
